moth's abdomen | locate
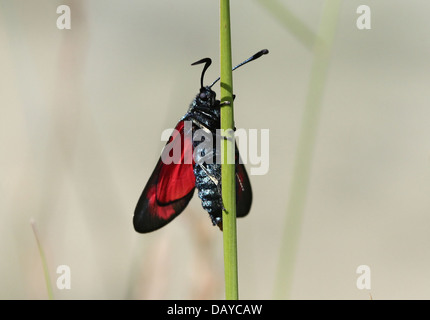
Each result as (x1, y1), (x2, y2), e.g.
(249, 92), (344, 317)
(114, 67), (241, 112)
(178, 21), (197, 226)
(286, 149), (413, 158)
(193, 162), (223, 225)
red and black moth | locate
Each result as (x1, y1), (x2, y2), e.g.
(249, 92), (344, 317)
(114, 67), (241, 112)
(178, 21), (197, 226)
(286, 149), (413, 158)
(133, 49), (269, 233)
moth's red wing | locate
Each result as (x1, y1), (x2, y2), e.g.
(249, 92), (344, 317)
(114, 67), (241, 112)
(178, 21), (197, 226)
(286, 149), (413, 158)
(133, 121), (196, 233)
(235, 145), (252, 218)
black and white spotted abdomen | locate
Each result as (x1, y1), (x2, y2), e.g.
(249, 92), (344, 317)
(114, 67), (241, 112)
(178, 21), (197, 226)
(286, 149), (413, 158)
(192, 137), (223, 226)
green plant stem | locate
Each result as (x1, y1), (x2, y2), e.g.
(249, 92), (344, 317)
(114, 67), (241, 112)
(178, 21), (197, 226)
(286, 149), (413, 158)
(220, 0), (238, 300)
(274, 0), (342, 299)
(30, 219), (54, 300)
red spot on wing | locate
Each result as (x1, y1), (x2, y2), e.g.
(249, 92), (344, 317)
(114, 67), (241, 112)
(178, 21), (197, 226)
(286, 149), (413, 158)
(145, 184), (176, 220)
(157, 121), (195, 204)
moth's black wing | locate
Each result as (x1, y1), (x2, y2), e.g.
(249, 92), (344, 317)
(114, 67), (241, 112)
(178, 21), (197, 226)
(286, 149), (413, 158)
(133, 120), (196, 233)
(235, 144), (252, 218)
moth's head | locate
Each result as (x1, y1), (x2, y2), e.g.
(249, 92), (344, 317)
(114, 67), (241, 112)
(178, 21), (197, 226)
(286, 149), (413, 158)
(190, 49), (269, 108)
(196, 86), (217, 107)
(191, 58), (217, 109)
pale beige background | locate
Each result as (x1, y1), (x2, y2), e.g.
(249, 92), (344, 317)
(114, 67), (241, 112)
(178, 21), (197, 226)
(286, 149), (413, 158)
(0, 0), (429, 299)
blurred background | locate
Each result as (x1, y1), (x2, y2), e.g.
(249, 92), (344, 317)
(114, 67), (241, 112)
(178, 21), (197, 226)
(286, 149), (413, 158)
(1, 0), (429, 299)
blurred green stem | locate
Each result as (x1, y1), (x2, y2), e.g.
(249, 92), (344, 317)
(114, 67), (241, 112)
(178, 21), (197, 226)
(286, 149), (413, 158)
(256, 0), (318, 51)
(274, 0), (342, 299)
(220, 0), (238, 300)
(31, 219), (54, 300)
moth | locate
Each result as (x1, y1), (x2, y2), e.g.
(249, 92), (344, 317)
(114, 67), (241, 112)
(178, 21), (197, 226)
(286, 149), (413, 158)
(134, 49), (268, 232)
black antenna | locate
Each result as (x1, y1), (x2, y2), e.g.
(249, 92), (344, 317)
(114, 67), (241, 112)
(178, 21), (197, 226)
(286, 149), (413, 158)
(191, 58), (212, 89)
(209, 49), (269, 88)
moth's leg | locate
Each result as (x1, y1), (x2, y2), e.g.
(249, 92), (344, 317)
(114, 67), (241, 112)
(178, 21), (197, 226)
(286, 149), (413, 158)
(191, 119), (212, 134)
